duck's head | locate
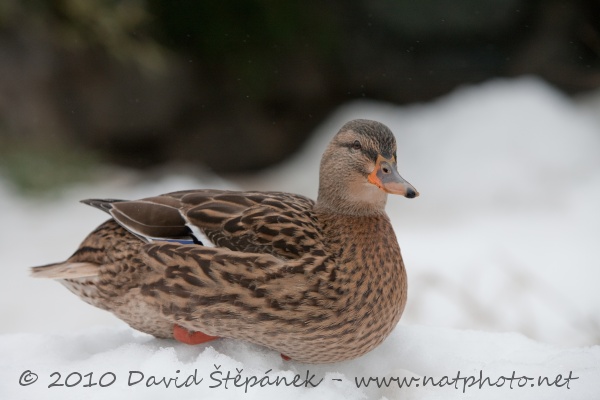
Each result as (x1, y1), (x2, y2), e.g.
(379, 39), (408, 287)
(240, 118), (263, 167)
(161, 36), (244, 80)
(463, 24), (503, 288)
(316, 119), (418, 216)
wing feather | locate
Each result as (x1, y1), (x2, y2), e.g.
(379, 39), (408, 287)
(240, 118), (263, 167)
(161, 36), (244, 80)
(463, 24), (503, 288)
(82, 190), (323, 260)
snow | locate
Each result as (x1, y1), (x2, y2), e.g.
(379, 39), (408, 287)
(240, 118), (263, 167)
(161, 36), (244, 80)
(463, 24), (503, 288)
(1, 77), (599, 399)
(1, 325), (598, 399)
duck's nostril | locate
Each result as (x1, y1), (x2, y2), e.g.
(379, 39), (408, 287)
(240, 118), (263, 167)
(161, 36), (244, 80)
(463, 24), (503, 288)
(382, 167), (390, 174)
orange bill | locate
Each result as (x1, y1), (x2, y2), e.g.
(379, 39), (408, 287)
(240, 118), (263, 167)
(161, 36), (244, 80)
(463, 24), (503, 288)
(367, 155), (419, 198)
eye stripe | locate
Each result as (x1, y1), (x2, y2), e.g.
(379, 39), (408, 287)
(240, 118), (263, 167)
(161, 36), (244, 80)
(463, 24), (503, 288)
(364, 148), (378, 161)
(339, 141), (379, 162)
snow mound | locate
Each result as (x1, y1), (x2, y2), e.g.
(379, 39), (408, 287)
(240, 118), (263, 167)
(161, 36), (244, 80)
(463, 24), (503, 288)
(1, 325), (598, 400)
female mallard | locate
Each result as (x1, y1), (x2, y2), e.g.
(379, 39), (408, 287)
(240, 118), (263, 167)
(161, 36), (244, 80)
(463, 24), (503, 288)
(32, 119), (418, 363)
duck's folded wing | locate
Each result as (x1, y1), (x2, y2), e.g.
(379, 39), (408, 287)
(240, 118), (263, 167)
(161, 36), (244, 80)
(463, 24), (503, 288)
(83, 190), (323, 260)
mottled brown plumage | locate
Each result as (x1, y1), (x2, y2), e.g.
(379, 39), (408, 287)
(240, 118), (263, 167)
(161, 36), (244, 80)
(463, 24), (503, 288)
(32, 119), (418, 363)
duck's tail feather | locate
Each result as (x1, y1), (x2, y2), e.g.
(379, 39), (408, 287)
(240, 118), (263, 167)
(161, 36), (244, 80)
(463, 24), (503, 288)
(80, 198), (124, 214)
(31, 261), (99, 279)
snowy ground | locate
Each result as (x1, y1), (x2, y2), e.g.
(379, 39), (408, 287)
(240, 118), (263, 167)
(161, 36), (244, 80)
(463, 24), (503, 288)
(1, 77), (599, 399)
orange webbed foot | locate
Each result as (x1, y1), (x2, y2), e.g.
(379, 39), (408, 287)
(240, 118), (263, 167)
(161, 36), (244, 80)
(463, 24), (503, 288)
(173, 324), (220, 345)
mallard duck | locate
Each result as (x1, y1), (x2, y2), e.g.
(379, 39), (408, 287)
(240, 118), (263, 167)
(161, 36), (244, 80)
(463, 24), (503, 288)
(32, 119), (418, 363)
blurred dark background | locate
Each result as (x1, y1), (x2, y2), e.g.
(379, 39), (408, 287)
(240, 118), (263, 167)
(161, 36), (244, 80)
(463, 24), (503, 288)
(1, 0), (599, 192)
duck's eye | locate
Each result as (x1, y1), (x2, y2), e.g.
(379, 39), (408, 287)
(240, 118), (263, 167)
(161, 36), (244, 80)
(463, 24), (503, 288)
(352, 140), (362, 150)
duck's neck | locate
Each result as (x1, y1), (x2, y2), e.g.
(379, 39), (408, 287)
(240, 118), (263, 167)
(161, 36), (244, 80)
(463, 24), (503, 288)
(315, 186), (388, 217)
(316, 210), (400, 259)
